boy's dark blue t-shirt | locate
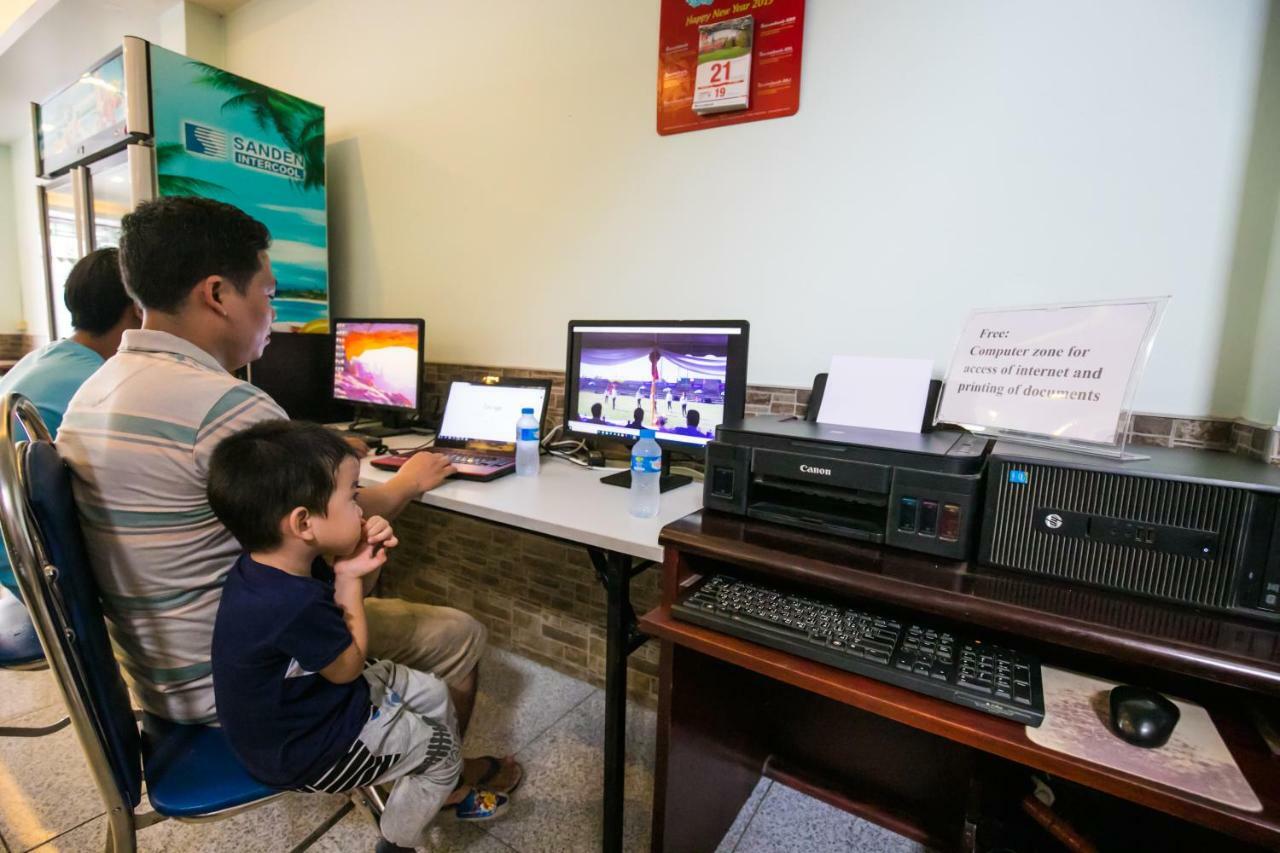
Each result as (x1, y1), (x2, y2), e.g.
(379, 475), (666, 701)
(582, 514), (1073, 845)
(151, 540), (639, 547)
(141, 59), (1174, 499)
(212, 553), (371, 788)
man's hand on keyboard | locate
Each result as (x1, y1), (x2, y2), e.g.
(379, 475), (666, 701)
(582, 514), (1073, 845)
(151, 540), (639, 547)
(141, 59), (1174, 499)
(397, 450), (457, 493)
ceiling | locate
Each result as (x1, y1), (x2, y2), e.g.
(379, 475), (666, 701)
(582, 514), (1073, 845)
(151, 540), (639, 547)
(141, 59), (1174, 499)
(0, 0), (53, 54)
(0, 0), (247, 146)
(187, 0), (249, 13)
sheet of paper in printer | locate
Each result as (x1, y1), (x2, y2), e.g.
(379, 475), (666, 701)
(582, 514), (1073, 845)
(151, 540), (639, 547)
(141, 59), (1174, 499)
(816, 356), (933, 433)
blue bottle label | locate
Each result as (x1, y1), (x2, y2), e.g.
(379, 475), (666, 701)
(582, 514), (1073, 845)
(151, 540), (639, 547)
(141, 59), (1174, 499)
(631, 455), (661, 474)
(519, 427), (539, 442)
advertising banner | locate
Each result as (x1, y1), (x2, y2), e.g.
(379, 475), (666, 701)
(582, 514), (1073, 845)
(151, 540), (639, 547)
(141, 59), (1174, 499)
(37, 50), (128, 176)
(149, 45), (328, 331)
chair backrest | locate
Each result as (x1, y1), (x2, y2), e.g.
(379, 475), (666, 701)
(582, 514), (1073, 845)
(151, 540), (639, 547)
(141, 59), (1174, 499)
(0, 393), (143, 808)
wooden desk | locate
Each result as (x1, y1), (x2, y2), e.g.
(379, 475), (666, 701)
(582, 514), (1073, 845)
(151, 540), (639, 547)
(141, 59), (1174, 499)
(641, 511), (1280, 852)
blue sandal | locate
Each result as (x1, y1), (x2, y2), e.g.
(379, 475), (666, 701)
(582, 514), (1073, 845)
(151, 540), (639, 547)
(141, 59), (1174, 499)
(450, 787), (509, 821)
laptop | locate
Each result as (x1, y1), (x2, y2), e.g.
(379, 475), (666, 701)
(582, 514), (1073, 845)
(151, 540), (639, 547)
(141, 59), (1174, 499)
(371, 379), (551, 481)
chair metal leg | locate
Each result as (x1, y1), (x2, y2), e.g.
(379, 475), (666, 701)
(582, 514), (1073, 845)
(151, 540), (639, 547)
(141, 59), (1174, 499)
(104, 805), (136, 853)
(0, 715), (70, 737)
(286, 799), (355, 853)
(354, 784), (386, 819)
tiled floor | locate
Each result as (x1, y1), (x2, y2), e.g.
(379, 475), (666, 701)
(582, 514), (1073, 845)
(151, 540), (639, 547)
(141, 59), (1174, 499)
(0, 648), (925, 852)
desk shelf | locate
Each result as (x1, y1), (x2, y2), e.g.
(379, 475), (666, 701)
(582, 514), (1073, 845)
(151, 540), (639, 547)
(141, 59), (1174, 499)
(642, 606), (1280, 848)
(659, 512), (1280, 696)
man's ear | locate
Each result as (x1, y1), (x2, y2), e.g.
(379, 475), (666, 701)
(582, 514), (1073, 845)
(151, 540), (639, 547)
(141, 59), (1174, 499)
(285, 506), (315, 542)
(193, 276), (229, 318)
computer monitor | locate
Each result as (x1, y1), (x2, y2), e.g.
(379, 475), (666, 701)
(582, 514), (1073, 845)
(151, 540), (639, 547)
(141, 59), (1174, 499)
(331, 318), (425, 437)
(564, 320), (750, 489)
(248, 331), (340, 422)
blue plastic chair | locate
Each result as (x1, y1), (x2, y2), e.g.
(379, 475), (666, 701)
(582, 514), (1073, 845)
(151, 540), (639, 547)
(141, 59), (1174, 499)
(0, 392), (384, 852)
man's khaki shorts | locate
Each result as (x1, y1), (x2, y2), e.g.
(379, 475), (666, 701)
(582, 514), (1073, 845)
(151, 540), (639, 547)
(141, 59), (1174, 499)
(365, 597), (487, 687)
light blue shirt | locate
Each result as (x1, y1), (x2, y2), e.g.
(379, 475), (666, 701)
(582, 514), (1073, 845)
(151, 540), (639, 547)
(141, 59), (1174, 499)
(0, 339), (104, 594)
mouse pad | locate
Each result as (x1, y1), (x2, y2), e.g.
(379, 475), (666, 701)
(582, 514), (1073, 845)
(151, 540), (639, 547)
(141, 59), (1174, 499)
(1025, 667), (1262, 812)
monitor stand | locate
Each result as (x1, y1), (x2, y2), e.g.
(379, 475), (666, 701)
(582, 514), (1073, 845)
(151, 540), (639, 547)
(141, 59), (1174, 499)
(600, 451), (693, 494)
(350, 409), (416, 439)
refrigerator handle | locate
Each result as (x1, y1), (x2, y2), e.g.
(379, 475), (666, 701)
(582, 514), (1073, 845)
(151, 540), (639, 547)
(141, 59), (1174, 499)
(128, 144), (156, 206)
(123, 36), (152, 138)
(71, 166), (92, 258)
(28, 102), (43, 178)
(35, 186), (56, 342)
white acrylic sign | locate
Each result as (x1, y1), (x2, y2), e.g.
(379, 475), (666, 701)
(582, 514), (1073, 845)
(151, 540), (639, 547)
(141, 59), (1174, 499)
(936, 299), (1166, 452)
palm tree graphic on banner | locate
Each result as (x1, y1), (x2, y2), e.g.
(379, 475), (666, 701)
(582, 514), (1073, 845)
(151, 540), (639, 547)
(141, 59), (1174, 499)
(157, 62), (324, 195)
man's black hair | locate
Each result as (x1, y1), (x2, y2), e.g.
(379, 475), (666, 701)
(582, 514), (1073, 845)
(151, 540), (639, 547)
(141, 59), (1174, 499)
(119, 196), (271, 312)
(208, 420), (358, 552)
(590, 402), (603, 418)
(686, 410), (701, 428)
(63, 247), (133, 334)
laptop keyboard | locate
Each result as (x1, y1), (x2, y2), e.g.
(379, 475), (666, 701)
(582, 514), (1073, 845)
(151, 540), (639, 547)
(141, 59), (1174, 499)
(439, 451), (507, 468)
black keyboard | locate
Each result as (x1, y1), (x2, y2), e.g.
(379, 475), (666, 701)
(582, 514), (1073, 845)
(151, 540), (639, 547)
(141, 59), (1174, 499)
(672, 575), (1045, 726)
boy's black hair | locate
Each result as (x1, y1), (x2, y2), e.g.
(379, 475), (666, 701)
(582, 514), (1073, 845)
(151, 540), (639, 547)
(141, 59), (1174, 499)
(119, 196), (271, 313)
(63, 247), (133, 334)
(686, 410), (701, 428)
(208, 419), (359, 552)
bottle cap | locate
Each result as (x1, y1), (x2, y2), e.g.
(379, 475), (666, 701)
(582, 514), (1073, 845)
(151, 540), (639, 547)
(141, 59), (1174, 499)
(521, 408), (534, 414)
(640, 429), (656, 439)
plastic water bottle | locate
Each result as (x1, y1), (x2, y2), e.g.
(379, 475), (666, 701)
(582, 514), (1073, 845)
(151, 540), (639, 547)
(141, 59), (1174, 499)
(629, 429), (662, 518)
(516, 407), (539, 477)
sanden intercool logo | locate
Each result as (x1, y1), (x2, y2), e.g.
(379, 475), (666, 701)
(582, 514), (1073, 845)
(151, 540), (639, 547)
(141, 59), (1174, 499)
(181, 120), (305, 181)
(231, 136), (305, 181)
(183, 121), (228, 159)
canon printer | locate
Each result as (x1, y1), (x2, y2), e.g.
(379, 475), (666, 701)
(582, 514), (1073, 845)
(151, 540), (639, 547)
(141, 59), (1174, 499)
(703, 416), (992, 559)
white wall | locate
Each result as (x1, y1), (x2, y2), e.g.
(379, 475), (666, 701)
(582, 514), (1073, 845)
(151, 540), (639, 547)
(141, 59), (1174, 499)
(1244, 202), (1280, 425)
(220, 1), (1267, 416)
(0, 143), (24, 332)
(8, 134), (44, 338)
(1239, 5), (1280, 427)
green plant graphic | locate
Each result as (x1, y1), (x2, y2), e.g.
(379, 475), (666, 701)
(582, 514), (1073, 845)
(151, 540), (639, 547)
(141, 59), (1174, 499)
(191, 64), (325, 190)
(155, 143), (227, 196)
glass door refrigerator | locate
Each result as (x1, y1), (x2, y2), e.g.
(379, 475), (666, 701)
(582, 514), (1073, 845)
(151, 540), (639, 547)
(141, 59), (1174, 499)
(32, 37), (328, 341)
(33, 39), (154, 341)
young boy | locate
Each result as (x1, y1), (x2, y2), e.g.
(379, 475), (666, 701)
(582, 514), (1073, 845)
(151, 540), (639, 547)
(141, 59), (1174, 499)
(208, 420), (506, 852)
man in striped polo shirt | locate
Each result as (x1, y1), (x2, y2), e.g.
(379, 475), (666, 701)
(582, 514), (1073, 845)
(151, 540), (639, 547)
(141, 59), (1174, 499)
(57, 196), (520, 793)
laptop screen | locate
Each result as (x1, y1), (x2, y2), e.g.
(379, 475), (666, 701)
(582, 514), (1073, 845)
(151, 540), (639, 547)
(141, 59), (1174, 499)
(438, 381), (549, 448)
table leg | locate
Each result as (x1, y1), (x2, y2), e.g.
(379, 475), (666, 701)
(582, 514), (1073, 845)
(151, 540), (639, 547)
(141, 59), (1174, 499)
(587, 547), (652, 853)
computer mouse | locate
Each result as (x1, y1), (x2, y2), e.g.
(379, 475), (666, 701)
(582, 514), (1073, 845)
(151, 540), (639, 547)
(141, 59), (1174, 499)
(374, 444), (390, 456)
(1108, 685), (1180, 748)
